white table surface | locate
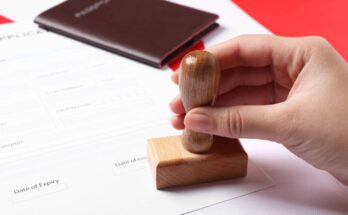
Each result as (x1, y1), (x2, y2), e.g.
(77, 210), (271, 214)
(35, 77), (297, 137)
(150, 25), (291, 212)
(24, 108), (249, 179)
(0, 0), (347, 214)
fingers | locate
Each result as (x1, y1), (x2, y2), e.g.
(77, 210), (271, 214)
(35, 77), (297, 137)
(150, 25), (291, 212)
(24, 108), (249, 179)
(171, 71), (179, 85)
(172, 35), (308, 87)
(218, 66), (272, 94)
(215, 84), (275, 106)
(169, 83), (291, 130)
(217, 82), (290, 106)
(172, 66), (273, 93)
(169, 95), (185, 114)
(170, 114), (185, 130)
(206, 35), (307, 71)
(169, 82), (290, 115)
(170, 35), (308, 135)
(184, 104), (289, 141)
(206, 35), (276, 70)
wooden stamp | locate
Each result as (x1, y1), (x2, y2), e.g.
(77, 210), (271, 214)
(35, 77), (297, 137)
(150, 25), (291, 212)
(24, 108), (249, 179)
(147, 51), (248, 189)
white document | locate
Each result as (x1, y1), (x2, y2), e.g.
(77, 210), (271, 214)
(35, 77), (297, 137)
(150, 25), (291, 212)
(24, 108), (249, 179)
(0, 21), (274, 214)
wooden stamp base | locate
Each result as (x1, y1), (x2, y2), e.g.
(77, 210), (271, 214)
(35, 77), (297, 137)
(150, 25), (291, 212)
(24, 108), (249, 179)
(147, 135), (248, 189)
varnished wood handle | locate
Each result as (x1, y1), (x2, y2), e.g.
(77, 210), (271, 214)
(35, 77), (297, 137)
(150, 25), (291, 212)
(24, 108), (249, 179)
(179, 50), (220, 153)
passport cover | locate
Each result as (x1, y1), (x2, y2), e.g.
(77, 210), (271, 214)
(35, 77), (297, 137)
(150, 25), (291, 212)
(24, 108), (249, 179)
(34, 0), (219, 68)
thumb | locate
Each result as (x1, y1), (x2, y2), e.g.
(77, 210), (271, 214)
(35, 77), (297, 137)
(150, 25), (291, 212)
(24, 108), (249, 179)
(184, 104), (290, 142)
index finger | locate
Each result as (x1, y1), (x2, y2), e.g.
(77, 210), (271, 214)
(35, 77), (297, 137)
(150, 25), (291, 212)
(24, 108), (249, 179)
(171, 35), (274, 84)
(206, 34), (277, 70)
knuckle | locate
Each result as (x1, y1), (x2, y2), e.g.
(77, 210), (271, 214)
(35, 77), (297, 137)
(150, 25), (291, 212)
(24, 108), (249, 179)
(225, 109), (243, 138)
(306, 36), (332, 52)
(309, 36), (330, 46)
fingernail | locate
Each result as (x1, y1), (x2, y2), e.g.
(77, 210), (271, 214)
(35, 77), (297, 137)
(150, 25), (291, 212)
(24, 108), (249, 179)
(185, 112), (211, 132)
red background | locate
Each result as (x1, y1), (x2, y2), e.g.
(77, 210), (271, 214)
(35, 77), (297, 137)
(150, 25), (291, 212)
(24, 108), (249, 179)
(232, 0), (348, 61)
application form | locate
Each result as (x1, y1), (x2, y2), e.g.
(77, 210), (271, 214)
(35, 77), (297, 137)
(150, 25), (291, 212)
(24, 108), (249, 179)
(0, 22), (274, 214)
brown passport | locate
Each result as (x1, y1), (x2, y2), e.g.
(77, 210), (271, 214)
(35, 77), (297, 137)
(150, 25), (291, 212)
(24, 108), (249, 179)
(34, 0), (219, 68)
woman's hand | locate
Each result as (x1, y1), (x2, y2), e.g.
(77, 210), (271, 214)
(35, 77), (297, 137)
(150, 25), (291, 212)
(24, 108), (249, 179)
(170, 35), (348, 186)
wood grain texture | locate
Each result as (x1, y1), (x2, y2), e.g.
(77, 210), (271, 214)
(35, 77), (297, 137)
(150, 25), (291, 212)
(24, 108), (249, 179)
(147, 135), (248, 189)
(179, 50), (221, 153)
